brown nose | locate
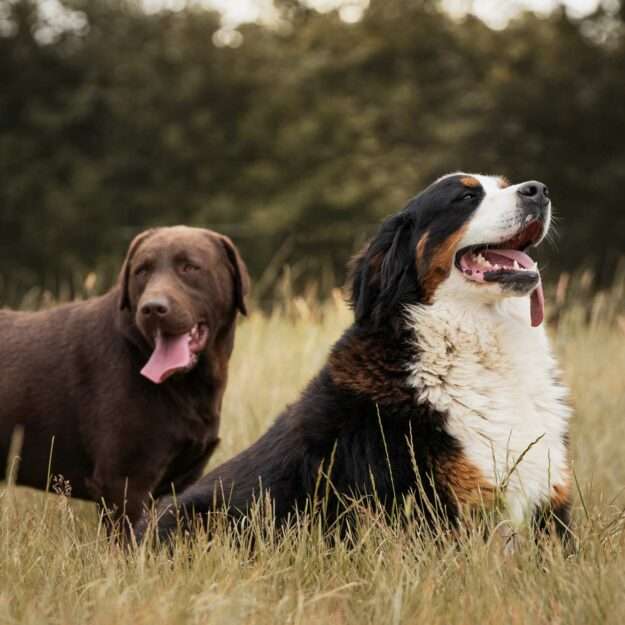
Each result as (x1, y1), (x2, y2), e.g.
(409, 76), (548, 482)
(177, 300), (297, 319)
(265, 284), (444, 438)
(140, 297), (170, 318)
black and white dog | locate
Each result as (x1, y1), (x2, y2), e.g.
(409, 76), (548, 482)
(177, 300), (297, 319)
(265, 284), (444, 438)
(142, 173), (571, 545)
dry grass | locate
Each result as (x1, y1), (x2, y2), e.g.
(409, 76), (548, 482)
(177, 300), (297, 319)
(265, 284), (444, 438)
(2, 276), (625, 625)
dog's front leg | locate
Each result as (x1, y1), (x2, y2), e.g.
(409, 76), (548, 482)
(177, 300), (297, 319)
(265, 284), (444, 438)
(87, 460), (171, 543)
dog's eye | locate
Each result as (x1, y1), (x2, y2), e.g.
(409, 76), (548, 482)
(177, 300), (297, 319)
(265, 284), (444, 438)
(461, 192), (476, 201)
(134, 266), (149, 277)
(181, 263), (199, 273)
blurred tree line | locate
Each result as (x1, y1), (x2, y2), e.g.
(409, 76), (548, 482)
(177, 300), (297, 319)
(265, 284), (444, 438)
(1, 0), (624, 304)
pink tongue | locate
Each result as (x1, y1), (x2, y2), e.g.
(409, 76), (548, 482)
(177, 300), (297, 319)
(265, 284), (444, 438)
(141, 331), (192, 384)
(530, 281), (544, 328)
(489, 250), (545, 327)
(488, 249), (544, 327)
(460, 248), (544, 327)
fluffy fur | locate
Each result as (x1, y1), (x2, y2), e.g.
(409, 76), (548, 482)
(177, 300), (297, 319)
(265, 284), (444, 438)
(406, 273), (570, 526)
(141, 173), (572, 546)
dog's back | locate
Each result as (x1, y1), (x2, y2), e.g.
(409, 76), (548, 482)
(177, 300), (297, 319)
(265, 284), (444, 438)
(0, 294), (122, 495)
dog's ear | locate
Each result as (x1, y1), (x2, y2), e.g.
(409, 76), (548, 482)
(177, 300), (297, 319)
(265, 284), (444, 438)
(118, 229), (157, 311)
(218, 235), (250, 316)
(348, 212), (417, 327)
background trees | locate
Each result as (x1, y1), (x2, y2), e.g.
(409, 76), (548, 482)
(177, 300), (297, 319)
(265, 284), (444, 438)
(1, 0), (624, 303)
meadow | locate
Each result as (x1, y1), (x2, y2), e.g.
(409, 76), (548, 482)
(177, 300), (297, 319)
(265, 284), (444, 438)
(2, 271), (625, 625)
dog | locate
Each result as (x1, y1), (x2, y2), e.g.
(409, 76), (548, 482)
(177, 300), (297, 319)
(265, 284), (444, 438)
(142, 175), (571, 547)
(0, 226), (249, 532)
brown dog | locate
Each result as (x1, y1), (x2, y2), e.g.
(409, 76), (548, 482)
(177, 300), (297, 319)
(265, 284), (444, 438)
(0, 226), (249, 531)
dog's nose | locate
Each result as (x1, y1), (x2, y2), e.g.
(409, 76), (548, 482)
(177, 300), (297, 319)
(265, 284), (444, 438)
(517, 181), (550, 206)
(141, 297), (170, 318)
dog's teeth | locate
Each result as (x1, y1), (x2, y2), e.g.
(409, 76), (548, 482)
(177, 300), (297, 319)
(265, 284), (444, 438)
(477, 254), (491, 268)
(513, 260), (520, 270)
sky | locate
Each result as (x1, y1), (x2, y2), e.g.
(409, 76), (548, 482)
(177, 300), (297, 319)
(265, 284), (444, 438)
(18, 0), (608, 45)
(198, 0), (604, 29)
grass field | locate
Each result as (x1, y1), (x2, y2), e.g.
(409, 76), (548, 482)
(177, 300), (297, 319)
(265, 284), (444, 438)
(2, 275), (625, 625)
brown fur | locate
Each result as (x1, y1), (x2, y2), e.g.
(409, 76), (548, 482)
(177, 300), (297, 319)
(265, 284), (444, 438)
(460, 176), (481, 188)
(328, 331), (414, 403)
(417, 225), (469, 303)
(498, 176), (511, 189)
(415, 233), (429, 268)
(551, 480), (571, 509)
(0, 226), (249, 533)
(436, 453), (496, 506)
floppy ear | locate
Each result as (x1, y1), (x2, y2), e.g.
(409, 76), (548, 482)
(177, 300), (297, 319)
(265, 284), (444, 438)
(219, 235), (250, 316)
(118, 229), (157, 311)
(348, 212), (417, 326)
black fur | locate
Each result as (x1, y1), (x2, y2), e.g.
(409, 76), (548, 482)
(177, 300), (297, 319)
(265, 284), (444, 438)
(140, 175), (571, 547)
(141, 327), (467, 543)
(350, 175), (483, 327)
(350, 211), (416, 327)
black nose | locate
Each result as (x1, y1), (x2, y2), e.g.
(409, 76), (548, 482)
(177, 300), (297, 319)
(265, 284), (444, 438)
(517, 180), (549, 205)
(141, 297), (170, 318)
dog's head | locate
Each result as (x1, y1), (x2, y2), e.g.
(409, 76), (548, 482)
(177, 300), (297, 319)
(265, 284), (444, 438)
(118, 226), (249, 383)
(350, 173), (551, 328)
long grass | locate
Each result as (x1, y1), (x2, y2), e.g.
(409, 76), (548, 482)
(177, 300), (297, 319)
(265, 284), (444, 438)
(2, 274), (625, 625)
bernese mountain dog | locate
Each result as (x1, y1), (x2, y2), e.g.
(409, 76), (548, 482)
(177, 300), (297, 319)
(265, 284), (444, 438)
(140, 173), (571, 547)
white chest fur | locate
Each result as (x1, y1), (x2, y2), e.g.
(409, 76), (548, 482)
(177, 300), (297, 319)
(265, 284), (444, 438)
(405, 280), (571, 524)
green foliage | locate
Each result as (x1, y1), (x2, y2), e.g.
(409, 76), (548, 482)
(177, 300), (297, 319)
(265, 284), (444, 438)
(1, 0), (624, 303)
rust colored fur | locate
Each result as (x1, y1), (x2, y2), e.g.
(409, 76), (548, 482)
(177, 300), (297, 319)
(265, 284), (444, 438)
(460, 176), (481, 187)
(328, 330), (415, 404)
(417, 225), (469, 303)
(551, 480), (571, 509)
(435, 453), (496, 506)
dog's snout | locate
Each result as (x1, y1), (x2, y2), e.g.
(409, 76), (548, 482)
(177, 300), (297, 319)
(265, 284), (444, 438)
(517, 181), (549, 205)
(141, 297), (170, 318)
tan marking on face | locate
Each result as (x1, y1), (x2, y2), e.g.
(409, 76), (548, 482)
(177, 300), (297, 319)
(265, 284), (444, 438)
(460, 176), (481, 188)
(417, 224), (469, 303)
(498, 176), (511, 189)
(415, 232), (429, 266)
(436, 453), (496, 506)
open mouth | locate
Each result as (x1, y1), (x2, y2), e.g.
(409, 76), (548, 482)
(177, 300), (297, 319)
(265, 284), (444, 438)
(454, 220), (545, 327)
(140, 322), (209, 384)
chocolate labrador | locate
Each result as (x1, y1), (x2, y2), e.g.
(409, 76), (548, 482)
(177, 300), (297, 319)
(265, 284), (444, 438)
(0, 226), (249, 532)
